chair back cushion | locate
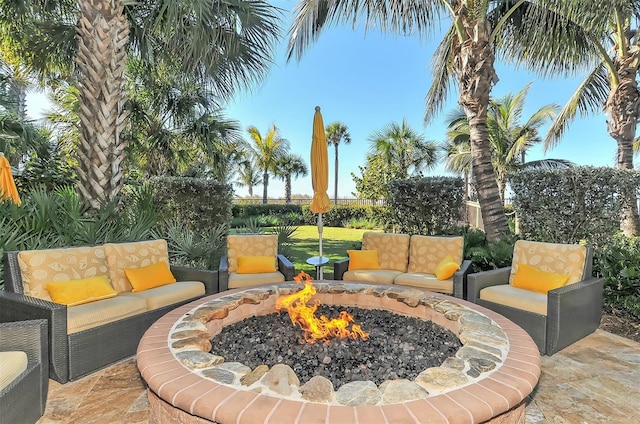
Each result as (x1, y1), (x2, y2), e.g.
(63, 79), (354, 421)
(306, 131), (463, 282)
(509, 240), (588, 286)
(362, 233), (410, 272)
(104, 239), (170, 292)
(408, 235), (464, 274)
(227, 234), (278, 274)
(18, 245), (108, 301)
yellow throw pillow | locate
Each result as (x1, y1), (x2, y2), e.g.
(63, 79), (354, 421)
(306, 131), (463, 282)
(434, 255), (460, 280)
(125, 261), (176, 292)
(511, 263), (570, 294)
(47, 275), (117, 306)
(237, 256), (277, 274)
(347, 250), (381, 271)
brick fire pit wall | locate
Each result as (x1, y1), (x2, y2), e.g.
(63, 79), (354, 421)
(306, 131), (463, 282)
(137, 282), (541, 424)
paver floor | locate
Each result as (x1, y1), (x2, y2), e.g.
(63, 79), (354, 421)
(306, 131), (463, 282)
(35, 330), (640, 424)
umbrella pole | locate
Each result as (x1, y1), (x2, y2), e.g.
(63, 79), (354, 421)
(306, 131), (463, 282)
(318, 213), (324, 279)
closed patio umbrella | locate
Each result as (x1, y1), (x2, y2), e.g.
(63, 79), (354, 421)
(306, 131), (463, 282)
(309, 106), (331, 278)
(0, 152), (21, 205)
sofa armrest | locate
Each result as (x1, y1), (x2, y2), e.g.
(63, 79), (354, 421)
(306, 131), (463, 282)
(278, 254), (295, 281)
(170, 265), (218, 295)
(218, 256), (229, 291)
(453, 260), (473, 299)
(333, 258), (349, 281)
(0, 291), (69, 383)
(466, 267), (512, 303)
(545, 276), (603, 355)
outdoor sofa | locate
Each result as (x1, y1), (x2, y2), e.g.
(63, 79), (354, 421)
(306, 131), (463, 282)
(0, 319), (48, 424)
(334, 232), (472, 298)
(0, 239), (217, 383)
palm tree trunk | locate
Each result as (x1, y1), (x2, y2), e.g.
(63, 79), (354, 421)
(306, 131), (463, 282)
(75, 0), (130, 209)
(262, 170), (269, 204)
(334, 144), (339, 203)
(454, 17), (510, 242)
(285, 176), (292, 204)
(607, 60), (640, 236)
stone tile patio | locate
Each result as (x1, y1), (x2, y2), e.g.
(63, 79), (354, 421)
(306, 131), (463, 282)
(36, 329), (639, 424)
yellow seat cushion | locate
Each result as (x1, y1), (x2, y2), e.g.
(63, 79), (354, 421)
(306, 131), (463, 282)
(434, 255), (460, 280)
(227, 234), (279, 274)
(408, 235), (464, 274)
(480, 285), (548, 315)
(18, 245), (108, 301)
(124, 261), (176, 292)
(509, 240), (587, 286)
(104, 240), (170, 292)
(67, 295), (148, 334)
(120, 281), (205, 310)
(0, 351), (28, 391)
(394, 273), (453, 294)
(47, 275), (117, 306)
(511, 264), (570, 294)
(362, 233), (410, 272)
(343, 269), (403, 285)
(228, 272), (285, 289)
(347, 250), (381, 271)
(237, 256), (277, 274)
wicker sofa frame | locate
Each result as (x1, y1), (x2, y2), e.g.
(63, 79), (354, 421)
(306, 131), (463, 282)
(1, 251), (218, 383)
(467, 246), (603, 355)
(0, 319), (48, 424)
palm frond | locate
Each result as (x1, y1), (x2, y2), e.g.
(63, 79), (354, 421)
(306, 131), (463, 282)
(425, 25), (456, 125)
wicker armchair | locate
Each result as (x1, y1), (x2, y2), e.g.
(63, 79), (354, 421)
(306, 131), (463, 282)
(219, 234), (295, 291)
(0, 319), (48, 424)
(467, 240), (603, 355)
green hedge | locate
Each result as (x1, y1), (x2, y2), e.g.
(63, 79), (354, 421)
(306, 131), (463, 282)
(301, 205), (390, 227)
(388, 176), (465, 235)
(510, 167), (640, 244)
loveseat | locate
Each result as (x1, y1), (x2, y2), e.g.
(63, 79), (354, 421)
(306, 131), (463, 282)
(0, 239), (217, 383)
(334, 232), (472, 298)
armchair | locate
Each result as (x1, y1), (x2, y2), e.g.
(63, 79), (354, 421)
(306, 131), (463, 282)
(219, 234), (295, 291)
(0, 319), (48, 424)
(467, 240), (603, 355)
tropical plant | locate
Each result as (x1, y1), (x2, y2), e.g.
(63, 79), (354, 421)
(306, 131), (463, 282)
(275, 152), (308, 204)
(235, 158), (263, 197)
(325, 121), (351, 202)
(247, 124), (290, 204)
(286, 0), (591, 241)
(444, 83), (571, 203)
(3, 0), (281, 209)
(540, 1), (640, 235)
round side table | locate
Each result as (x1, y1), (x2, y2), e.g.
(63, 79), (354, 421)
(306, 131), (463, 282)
(306, 256), (330, 280)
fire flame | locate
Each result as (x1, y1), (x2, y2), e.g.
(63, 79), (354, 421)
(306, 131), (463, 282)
(276, 271), (369, 343)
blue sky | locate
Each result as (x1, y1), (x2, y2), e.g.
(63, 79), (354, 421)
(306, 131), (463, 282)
(26, 1), (618, 199)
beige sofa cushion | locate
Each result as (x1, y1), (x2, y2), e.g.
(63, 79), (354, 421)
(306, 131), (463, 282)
(343, 269), (402, 285)
(509, 240), (587, 286)
(228, 272), (285, 289)
(104, 240), (170, 292)
(394, 273), (453, 294)
(227, 234), (278, 274)
(67, 295), (147, 334)
(18, 246), (108, 301)
(0, 351), (28, 391)
(408, 236), (464, 274)
(121, 281), (205, 310)
(480, 284), (547, 315)
(362, 233), (410, 272)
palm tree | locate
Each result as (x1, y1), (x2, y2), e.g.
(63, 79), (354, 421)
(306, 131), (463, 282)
(286, 1), (591, 241)
(275, 153), (308, 203)
(444, 84), (571, 204)
(541, 1), (640, 235)
(369, 119), (438, 179)
(4, 1), (281, 209)
(325, 121), (351, 203)
(235, 159), (263, 197)
(247, 124), (289, 204)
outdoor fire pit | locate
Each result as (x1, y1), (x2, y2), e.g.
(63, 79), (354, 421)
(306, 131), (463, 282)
(137, 280), (541, 423)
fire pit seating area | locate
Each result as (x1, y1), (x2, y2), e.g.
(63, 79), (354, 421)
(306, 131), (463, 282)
(219, 234), (295, 291)
(467, 240), (603, 355)
(334, 233), (472, 298)
(0, 239), (217, 383)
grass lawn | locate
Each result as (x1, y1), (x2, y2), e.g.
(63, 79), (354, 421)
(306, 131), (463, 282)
(285, 226), (382, 279)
